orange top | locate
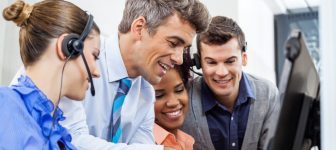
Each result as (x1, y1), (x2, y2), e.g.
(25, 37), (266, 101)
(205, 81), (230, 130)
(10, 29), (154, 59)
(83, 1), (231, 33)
(154, 123), (195, 150)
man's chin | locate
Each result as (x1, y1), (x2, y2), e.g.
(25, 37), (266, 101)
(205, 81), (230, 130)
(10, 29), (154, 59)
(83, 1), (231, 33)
(148, 77), (162, 85)
(213, 89), (232, 97)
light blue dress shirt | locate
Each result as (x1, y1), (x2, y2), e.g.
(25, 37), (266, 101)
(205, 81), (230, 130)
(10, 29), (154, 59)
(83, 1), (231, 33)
(59, 34), (163, 149)
(0, 75), (75, 150)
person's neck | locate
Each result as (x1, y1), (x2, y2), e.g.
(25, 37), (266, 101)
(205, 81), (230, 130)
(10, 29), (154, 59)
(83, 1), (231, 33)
(26, 63), (63, 115)
(215, 88), (239, 112)
(118, 32), (139, 78)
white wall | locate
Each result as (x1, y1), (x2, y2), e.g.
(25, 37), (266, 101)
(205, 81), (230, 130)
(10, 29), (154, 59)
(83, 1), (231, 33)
(69, 0), (126, 37)
(320, 0), (336, 149)
(239, 0), (276, 84)
(0, 0), (276, 85)
(2, 19), (21, 86)
(0, 0), (25, 86)
(0, 0), (7, 84)
(200, 0), (239, 19)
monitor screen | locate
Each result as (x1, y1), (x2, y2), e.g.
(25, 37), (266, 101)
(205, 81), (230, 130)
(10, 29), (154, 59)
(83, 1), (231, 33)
(269, 30), (320, 150)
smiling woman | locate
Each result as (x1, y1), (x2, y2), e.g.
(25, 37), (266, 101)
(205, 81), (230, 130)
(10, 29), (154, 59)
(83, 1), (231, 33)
(153, 62), (194, 150)
(0, 0), (100, 149)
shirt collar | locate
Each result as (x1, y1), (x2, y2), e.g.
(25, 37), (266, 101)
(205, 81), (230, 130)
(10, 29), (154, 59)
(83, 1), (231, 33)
(103, 33), (129, 82)
(154, 123), (175, 144)
(154, 123), (195, 146)
(12, 75), (54, 114)
(201, 72), (255, 113)
(236, 72), (255, 106)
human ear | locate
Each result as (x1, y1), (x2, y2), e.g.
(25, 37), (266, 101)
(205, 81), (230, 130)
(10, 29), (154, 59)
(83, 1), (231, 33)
(242, 52), (248, 66)
(130, 16), (146, 40)
(56, 33), (69, 60)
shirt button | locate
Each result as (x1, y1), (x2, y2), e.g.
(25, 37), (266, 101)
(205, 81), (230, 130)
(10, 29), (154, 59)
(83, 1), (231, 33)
(231, 117), (234, 120)
(232, 142), (236, 147)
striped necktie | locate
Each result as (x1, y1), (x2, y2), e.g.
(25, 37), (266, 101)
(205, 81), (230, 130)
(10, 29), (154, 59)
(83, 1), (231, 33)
(111, 78), (132, 143)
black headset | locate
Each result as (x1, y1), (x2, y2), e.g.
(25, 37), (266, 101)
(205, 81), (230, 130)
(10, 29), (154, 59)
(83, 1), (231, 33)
(61, 14), (96, 96)
(192, 53), (202, 70)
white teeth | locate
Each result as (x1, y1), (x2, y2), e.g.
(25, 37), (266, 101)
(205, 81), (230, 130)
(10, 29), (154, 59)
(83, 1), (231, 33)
(165, 110), (181, 117)
(214, 78), (231, 84)
(159, 62), (170, 71)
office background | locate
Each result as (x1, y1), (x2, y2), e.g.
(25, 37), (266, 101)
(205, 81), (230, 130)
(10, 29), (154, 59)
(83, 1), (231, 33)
(0, 0), (282, 85)
(1, 0), (335, 149)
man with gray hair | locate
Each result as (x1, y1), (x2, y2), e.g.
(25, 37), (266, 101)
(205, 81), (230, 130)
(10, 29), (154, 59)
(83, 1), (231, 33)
(60, 0), (210, 149)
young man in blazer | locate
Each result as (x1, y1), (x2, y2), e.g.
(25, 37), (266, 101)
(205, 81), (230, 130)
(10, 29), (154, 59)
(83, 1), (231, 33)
(182, 16), (280, 150)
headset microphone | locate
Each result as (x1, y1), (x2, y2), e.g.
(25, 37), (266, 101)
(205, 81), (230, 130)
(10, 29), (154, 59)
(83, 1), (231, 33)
(190, 67), (203, 76)
(76, 14), (95, 96)
(78, 14), (95, 96)
(81, 53), (95, 96)
(61, 14), (96, 96)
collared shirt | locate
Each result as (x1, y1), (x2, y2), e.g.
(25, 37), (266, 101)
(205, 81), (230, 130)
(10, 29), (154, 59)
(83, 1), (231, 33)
(59, 34), (162, 149)
(0, 75), (75, 150)
(154, 124), (195, 150)
(201, 72), (255, 150)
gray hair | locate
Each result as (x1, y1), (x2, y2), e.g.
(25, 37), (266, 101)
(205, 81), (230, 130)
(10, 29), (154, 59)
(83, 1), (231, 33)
(118, 0), (210, 35)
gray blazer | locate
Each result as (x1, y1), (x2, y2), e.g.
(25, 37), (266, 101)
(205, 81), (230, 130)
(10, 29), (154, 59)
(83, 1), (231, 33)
(181, 73), (280, 150)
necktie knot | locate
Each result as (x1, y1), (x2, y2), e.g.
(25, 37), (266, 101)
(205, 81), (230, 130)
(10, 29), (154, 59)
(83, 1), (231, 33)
(119, 78), (131, 95)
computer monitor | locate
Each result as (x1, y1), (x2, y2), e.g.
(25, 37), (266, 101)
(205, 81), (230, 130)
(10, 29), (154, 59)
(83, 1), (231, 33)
(269, 30), (320, 150)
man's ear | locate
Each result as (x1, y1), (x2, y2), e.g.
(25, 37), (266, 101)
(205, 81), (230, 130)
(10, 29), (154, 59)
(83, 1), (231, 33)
(130, 16), (146, 40)
(56, 33), (68, 60)
(242, 52), (248, 66)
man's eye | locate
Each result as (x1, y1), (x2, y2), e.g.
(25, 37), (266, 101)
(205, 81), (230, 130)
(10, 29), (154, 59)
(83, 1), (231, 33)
(226, 59), (236, 64)
(206, 61), (216, 65)
(168, 41), (178, 48)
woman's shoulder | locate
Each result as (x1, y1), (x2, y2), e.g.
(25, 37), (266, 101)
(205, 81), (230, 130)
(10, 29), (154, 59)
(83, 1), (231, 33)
(0, 86), (39, 129)
(0, 86), (45, 148)
(0, 86), (36, 124)
(0, 86), (22, 106)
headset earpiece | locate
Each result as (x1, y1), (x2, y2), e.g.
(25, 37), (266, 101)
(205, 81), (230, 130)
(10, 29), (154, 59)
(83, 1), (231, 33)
(242, 42), (247, 52)
(61, 33), (82, 58)
(192, 53), (202, 69)
(188, 53), (203, 76)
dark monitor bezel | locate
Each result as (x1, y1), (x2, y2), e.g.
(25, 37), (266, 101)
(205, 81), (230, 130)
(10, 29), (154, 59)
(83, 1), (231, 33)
(269, 30), (320, 150)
